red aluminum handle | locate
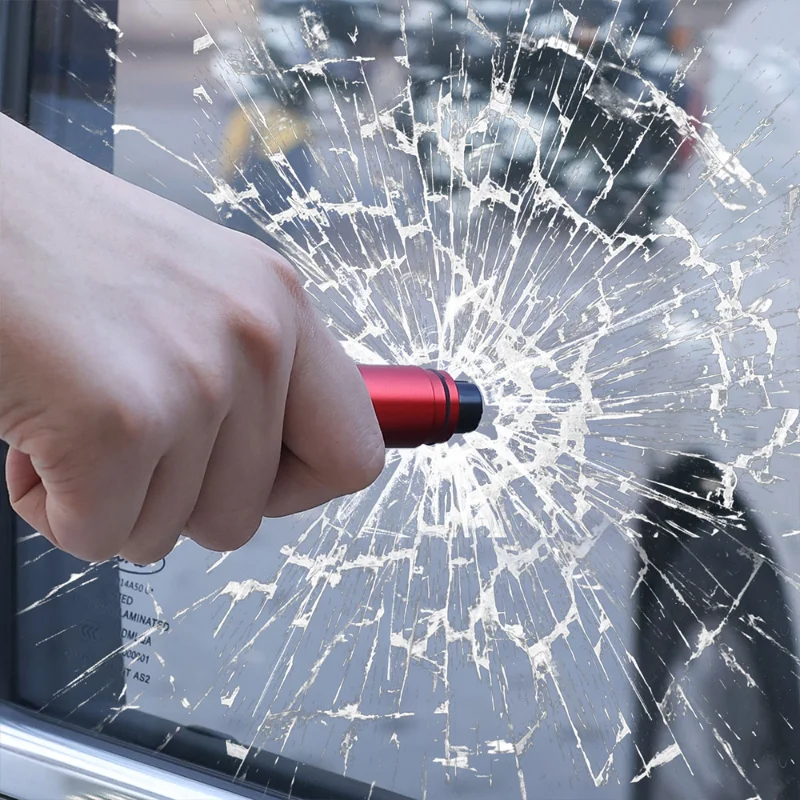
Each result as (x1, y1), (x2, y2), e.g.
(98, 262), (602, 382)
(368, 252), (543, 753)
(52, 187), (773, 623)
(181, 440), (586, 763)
(357, 365), (482, 448)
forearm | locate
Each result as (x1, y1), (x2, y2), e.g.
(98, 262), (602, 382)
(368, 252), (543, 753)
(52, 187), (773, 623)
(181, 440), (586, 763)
(1, 113), (111, 273)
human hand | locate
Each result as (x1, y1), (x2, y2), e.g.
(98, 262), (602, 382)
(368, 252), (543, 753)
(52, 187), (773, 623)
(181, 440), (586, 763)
(0, 115), (384, 564)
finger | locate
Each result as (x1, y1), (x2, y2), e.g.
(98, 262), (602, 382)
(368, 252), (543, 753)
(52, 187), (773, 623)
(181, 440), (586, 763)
(6, 447), (51, 538)
(118, 433), (215, 566)
(265, 313), (385, 516)
(9, 438), (157, 563)
(184, 346), (292, 552)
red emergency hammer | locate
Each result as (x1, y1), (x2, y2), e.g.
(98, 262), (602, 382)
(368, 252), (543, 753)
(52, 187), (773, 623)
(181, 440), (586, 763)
(357, 365), (483, 448)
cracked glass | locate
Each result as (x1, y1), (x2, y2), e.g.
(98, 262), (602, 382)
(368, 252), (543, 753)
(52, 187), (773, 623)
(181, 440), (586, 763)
(10, 0), (800, 798)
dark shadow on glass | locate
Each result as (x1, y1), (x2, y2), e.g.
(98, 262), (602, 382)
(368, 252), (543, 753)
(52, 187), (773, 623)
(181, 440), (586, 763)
(632, 452), (800, 799)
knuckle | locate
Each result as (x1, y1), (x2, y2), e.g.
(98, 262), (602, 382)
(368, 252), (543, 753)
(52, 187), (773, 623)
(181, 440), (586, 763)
(234, 316), (285, 381)
(225, 249), (311, 375)
(94, 389), (165, 451)
(271, 253), (305, 302)
(271, 254), (314, 326)
(227, 296), (288, 378)
(182, 358), (230, 426)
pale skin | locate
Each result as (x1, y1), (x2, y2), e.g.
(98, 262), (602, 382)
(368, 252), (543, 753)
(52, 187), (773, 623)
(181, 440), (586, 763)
(0, 114), (385, 565)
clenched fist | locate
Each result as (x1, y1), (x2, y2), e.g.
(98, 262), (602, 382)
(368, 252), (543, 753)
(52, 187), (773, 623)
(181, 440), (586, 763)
(0, 114), (384, 564)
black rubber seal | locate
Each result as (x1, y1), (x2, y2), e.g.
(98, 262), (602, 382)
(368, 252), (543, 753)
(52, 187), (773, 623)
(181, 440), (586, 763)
(431, 369), (452, 442)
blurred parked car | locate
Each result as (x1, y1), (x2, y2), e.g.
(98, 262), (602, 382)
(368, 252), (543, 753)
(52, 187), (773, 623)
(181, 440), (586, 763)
(212, 0), (701, 238)
(397, 0), (700, 236)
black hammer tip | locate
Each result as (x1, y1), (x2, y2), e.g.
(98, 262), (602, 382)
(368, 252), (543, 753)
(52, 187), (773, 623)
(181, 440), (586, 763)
(455, 380), (483, 434)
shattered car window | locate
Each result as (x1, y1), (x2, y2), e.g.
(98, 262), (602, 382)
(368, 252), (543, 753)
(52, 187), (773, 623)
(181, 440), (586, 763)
(14, 0), (800, 797)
